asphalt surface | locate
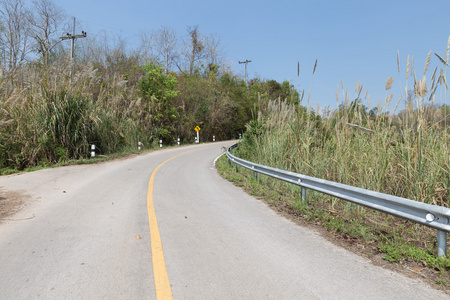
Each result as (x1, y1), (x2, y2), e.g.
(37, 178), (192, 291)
(0, 141), (447, 299)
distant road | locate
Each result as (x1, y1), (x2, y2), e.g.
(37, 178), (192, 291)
(0, 141), (446, 299)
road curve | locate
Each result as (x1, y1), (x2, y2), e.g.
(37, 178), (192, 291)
(0, 141), (446, 299)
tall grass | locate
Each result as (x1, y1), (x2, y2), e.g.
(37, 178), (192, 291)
(239, 43), (450, 207)
(0, 58), (147, 171)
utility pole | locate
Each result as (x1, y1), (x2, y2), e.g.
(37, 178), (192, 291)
(60, 17), (86, 60)
(239, 59), (251, 83)
(60, 17), (86, 79)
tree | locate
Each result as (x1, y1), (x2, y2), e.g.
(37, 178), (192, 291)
(27, 0), (65, 66)
(139, 62), (179, 141)
(204, 33), (223, 69)
(77, 30), (110, 66)
(0, 0), (30, 73)
(137, 29), (155, 66)
(153, 26), (177, 75)
(103, 37), (127, 74)
(181, 25), (204, 75)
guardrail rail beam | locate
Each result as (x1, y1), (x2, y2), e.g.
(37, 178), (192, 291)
(227, 143), (450, 257)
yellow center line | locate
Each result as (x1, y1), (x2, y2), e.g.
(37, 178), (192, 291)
(146, 149), (199, 300)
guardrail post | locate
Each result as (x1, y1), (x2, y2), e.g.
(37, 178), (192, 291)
(302, 187), (307, 202)
(251, 166), (258, 180)
(437, 230), (447, 257)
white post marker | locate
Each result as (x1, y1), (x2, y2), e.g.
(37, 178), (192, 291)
(213, 136), (215, 142)
(91, 145), (95, 158)
(160, 140), (163, 148)
(177, 138), (180, 146)
(138, 141), (142, 151)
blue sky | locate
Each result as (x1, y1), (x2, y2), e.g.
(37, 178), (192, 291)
(56, 0), (450, 113)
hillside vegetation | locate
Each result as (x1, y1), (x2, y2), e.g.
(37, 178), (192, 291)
(0, 0), (298, 172)
(0, 60), (298, 172)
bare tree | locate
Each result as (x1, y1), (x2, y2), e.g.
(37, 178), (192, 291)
(104, 36), (128, 74)
(137, 29), (155, 65)
(0, 0), (31, 72)
(204, 33), (224, 71)
(181, 25), (204, 75)
(77, 31), (126, 71)
(76, 30), (108, 65)
(153, 26), (177, 74)
(27, 0), (65, 66)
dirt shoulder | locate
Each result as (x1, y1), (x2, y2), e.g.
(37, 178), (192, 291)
(0, 187), (29, 223)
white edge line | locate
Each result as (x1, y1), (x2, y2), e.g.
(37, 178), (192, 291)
(213, 151), (226, 166)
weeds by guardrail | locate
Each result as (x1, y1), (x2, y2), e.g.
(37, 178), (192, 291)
(227, 143), (450, 257)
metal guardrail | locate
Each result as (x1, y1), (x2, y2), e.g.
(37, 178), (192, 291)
(227, 143), (450, 257)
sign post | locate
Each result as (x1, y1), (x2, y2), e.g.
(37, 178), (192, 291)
(195, 126), (201, 144)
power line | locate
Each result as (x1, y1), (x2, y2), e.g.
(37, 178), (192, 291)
(71, 17), (141, 49)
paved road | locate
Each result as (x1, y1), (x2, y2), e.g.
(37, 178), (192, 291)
(0, 141), (446, 299)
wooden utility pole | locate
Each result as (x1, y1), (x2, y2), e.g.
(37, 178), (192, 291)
(239, 59), (252, 83)
(59, 17), (86, 60)
(59, 17), (86, 79)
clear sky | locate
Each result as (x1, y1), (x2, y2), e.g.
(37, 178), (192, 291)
(56, 0), (450, 113)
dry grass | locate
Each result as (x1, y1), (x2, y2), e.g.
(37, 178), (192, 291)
(240, 38), (450, 207)
(0, 56), (146, 170)
(386, 76), (393, 90)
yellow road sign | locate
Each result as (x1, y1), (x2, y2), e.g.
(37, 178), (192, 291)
(195, 126), (201, 132)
